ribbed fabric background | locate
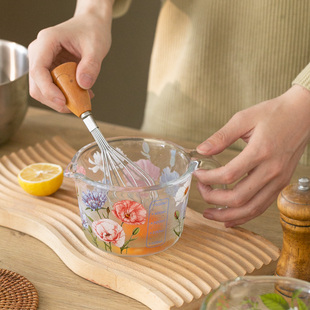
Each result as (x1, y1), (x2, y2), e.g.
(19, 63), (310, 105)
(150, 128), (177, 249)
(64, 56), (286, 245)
(140, 0), (310, 165)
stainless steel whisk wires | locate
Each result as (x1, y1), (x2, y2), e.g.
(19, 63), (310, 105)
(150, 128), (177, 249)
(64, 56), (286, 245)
(81, 111), (155, 187)
(51, 62), (155, 188)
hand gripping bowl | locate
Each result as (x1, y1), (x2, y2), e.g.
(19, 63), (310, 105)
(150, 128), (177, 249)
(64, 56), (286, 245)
(65, 137), (221, 256)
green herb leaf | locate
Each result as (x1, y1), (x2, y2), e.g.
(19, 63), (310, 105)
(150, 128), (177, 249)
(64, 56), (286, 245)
(292, 289), (302, 300)
(297, 297), (308, 310)
(260, 293), (289, 310)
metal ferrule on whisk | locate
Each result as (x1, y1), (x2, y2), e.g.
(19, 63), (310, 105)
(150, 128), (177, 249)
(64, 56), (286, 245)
(81, 111), (98, 133)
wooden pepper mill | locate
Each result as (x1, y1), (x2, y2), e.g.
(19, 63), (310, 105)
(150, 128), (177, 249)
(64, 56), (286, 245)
(276, 177), (310, 282)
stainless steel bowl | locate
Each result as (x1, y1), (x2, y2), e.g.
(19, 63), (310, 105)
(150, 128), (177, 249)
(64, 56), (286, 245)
(0, 39), (28, 145)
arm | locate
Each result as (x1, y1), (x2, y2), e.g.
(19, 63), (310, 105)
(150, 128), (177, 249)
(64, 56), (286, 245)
(28, 0), (115, 112)
(195, 84), (310, 227)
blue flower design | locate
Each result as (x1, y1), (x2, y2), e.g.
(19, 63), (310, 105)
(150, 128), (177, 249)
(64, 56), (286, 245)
(82, 190), (107, 211)
(160, 167), (179, 183)
(81, 213), (89, 229)
(160, 167), (180, 196)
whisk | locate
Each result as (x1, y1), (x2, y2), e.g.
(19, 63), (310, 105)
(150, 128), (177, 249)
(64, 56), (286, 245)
(51, 62), (155, 187)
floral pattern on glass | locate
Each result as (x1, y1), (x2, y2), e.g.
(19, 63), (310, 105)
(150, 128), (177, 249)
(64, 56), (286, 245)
(78, 141), (191, 255)
(112, 200), (147, 225)
(92, 219), (125, 248)
(82, 190), (109, 218)
(88, 151), (104, 173)
(124, 159), (161, 187)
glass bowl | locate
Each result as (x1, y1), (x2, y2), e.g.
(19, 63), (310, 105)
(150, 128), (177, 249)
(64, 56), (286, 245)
(200, 275), (310, 310)
(65, 136), (221, 256)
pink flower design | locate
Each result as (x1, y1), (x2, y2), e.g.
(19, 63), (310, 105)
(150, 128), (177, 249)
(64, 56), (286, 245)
(125, 159), (160, 186)
(92, 219), (125, 247)
(112, 200), (147, 225)
(76, 165), (86, 175)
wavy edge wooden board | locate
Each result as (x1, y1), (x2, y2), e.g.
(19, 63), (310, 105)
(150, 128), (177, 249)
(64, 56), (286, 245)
(0, 136), (280, 310)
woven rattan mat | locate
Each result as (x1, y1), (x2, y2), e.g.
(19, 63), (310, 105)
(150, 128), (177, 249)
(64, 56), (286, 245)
(0, 269), (39, 310)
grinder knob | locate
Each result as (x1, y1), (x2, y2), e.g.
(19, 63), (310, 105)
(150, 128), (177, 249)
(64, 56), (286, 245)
(276, 177), (310, 281)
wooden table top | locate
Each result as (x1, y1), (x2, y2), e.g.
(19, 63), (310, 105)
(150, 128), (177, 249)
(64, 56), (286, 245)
(1, 107), (309, 310)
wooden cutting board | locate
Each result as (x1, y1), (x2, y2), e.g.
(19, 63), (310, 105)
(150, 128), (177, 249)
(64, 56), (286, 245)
(0, 136), (280, 310)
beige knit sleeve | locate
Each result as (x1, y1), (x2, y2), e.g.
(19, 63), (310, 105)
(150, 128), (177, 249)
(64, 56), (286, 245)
(292, 63), (310, 91)
(113, 0), (132, 18)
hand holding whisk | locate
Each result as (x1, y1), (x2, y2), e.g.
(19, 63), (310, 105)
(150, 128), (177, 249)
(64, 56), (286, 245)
(51, 62), (155, 187)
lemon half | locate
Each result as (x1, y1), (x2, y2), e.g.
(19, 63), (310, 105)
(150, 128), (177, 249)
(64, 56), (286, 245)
(18, 163), (63, 196)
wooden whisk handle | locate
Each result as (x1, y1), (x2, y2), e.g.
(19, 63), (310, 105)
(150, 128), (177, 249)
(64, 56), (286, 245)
(51, 62), (91, 117)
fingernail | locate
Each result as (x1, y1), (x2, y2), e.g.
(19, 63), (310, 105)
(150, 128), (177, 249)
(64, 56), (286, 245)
(225, 222), (234, 228)
(203, 211), (214, 220)
(197, 141), (213, 154)
(79, 73), (93, 89)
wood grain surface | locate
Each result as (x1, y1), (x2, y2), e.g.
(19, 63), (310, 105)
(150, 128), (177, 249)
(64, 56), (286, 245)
(0, 136), (280, 310)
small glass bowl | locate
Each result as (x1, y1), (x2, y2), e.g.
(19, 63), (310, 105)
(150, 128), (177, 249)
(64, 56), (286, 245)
(200, 275), (310, 310)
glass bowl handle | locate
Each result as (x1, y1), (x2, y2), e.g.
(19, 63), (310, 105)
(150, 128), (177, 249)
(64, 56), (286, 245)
(187, 150), (222, 170)
(187, 150), (226, 191)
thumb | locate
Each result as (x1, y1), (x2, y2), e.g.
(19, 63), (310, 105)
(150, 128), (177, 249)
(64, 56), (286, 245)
(76, 57), (102, 90)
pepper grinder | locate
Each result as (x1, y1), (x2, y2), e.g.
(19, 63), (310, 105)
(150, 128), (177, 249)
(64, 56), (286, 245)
(276, 177), (310, 282)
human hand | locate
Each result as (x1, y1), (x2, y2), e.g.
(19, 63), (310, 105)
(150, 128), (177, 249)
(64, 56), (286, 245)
(195, 85), (310, 227)
(28, 0), (114, 112)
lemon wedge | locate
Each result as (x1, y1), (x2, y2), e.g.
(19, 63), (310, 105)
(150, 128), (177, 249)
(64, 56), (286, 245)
(18, 163), (63, 196)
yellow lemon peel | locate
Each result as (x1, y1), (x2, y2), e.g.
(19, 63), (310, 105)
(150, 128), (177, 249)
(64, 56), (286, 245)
(18, 163), (63, 196)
